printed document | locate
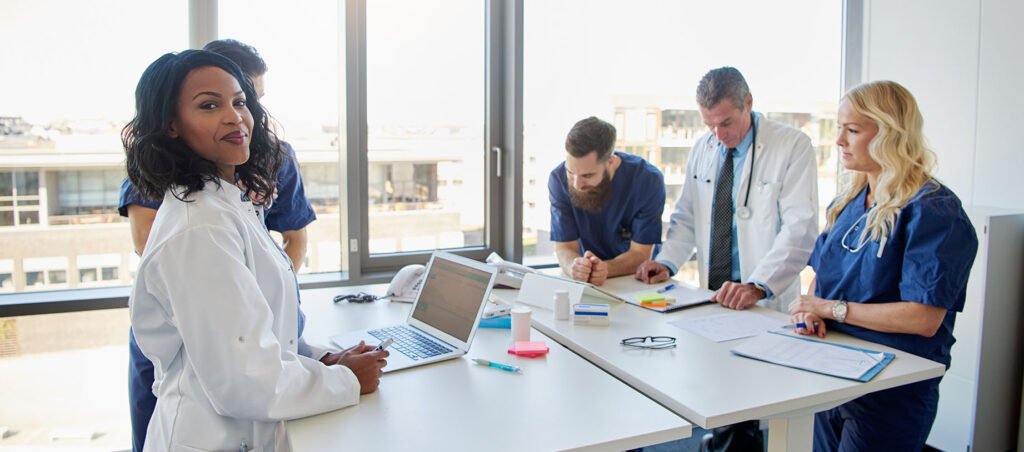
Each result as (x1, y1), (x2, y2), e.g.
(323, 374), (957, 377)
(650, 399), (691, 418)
(731, 333), (887, 380)
(668, 312), (784, 342)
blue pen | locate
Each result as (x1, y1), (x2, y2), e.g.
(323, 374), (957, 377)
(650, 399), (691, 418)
(656, 283), (676, 294)
(784, 322), (819, 330)
(472, 358), (522, 373)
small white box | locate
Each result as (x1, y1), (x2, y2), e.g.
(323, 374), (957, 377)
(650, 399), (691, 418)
(573, 303), (610, 326)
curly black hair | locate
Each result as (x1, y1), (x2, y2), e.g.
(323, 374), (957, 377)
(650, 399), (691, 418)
(122, 49), (281, 203)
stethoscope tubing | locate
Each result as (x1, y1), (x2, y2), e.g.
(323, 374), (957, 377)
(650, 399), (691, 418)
(695, 113), (757, 216)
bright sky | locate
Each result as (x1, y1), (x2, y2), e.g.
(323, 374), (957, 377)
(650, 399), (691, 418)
(0, 0), (840, 134)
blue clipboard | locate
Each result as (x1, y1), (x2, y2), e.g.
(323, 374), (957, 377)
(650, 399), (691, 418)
(762, 330), (895, 382)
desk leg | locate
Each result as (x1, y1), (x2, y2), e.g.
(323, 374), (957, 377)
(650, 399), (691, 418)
(766, 415), (813, 452)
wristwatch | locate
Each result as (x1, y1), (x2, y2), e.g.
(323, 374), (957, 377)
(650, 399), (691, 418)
(832, 300), (849, 323)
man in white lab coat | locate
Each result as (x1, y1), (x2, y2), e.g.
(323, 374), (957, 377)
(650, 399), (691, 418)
(636, 66), (818, 450)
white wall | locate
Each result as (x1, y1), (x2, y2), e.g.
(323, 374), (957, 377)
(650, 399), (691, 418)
(864, 1), (1024, 450)
(972, 0), (1024, 209)
(863, 0), (1024, 211)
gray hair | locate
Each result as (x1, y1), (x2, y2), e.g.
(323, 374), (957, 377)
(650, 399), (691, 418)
(696, 67), (750, 110)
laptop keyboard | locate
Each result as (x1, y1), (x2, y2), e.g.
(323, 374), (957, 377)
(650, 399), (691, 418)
(369, 325), (453, 360)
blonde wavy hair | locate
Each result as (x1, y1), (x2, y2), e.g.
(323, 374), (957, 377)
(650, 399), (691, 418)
(826, 80), (937, 243)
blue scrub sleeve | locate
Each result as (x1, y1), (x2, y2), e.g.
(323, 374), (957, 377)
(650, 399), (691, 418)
(548, 169), (579, 242)
(628, 169), (665, 245)
(118, 178), (162, 217)
(264, 142), (317, 233)
(897, 196), (977, 312)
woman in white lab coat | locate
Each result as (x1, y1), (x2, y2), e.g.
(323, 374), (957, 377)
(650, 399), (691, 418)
(123, 50), (387, 451)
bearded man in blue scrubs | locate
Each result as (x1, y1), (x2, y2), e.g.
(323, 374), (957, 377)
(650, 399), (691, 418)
(549, 116), (665, 286)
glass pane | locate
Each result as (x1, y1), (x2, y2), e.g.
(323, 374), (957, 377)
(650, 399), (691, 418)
(80, 268), (98, 283)
(15, 171), (39, 196)
(0, 1), (185, 303)
(0, 310), (131, 447)
(25, 271), (43, 286)
(0, 172), (12, 196)
(0, 273), (11, 289)
(18, 211), (39, 225)
(219, 0), (345, 274)
(102, 267), (119, 281)
(47, 270), (66, 285)
(522, 0), (842, 283)
(365, 0), (486, 254)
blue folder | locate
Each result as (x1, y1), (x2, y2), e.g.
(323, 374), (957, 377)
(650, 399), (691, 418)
(756, 330), (895, 382)
(478, 315), (511, 329)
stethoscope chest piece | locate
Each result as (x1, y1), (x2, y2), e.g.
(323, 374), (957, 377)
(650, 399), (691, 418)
(736, 206), (753, 220)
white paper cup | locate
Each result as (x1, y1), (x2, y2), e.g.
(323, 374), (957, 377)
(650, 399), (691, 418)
(511, 306), (532, 342)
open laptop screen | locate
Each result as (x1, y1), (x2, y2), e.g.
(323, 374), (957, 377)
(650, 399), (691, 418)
(411, 256), (493, 343)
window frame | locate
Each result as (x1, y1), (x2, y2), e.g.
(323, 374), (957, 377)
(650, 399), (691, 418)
(0, 0), (857, 316)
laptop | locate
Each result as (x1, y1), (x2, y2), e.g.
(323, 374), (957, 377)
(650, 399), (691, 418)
(330, 251), (498, 373)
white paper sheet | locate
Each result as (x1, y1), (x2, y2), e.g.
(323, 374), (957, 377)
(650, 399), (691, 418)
(668, 312), (784, 342)
(731, 333), (886, 380)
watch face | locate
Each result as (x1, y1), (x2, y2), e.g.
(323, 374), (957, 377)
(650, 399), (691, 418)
(834, 301), (847, 321)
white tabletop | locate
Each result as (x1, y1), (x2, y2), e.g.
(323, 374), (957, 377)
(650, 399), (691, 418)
(493, 275), (947, 429)
(287, 285), (692, 451)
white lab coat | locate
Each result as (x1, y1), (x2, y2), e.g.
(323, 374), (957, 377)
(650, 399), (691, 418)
(656, 114), (819, 311)
(130, 180), (360, 451)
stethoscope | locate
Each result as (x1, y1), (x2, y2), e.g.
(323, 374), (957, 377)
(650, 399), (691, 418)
(694, 113), (757, 220)
(839, 204), (892, 259)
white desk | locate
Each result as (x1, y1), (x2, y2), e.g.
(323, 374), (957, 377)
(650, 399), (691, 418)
(287, 286), (691, 451)
(494, 275), (947, 452)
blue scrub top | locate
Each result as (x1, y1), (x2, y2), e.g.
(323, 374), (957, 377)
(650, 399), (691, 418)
(549, 151), (666, 260)
(118, 141), (316, 234)
(809, 182), (977, 368)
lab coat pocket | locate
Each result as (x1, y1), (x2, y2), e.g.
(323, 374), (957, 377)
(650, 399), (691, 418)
(753, 181), (782, 222)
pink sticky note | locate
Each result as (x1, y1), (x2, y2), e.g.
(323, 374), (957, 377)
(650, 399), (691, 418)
(508, 341), (550, 357)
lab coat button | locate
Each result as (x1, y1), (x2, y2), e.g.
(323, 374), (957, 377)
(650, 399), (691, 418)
(238, 336), (245, 342)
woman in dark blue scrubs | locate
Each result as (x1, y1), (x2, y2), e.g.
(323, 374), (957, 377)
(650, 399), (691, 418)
(788, 80), (978, 451)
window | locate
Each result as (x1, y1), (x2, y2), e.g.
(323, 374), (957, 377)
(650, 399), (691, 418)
(0, 170), (43, 227)
(522, 1), (843, 281)
(22, 257), (69, 289)
(363, 0), (487, 260)
(0, 1), (185, 294)
(0, 259), (13, 292)
(77, 254), (122, 286)
(219, 0), (345, 273)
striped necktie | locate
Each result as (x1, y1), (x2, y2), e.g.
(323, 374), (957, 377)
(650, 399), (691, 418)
(708, 149), (735, 290)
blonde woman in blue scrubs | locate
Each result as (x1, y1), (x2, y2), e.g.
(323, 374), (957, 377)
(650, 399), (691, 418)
(788, 80), (977, 451)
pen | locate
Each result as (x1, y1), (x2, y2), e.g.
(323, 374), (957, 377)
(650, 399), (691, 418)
(374, 338), (394, 352)
(783, 322), (819, 330)
(472, 358), (522, 373)
(656, 283), (676, 294)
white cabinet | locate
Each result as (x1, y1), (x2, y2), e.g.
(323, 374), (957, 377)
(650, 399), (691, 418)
(928, 208), (1024, 451)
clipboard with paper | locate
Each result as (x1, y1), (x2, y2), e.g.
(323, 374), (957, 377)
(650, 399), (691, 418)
(730, 330), (895, 382)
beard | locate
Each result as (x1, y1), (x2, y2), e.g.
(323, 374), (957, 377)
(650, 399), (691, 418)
(568, 170), (614, 213)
